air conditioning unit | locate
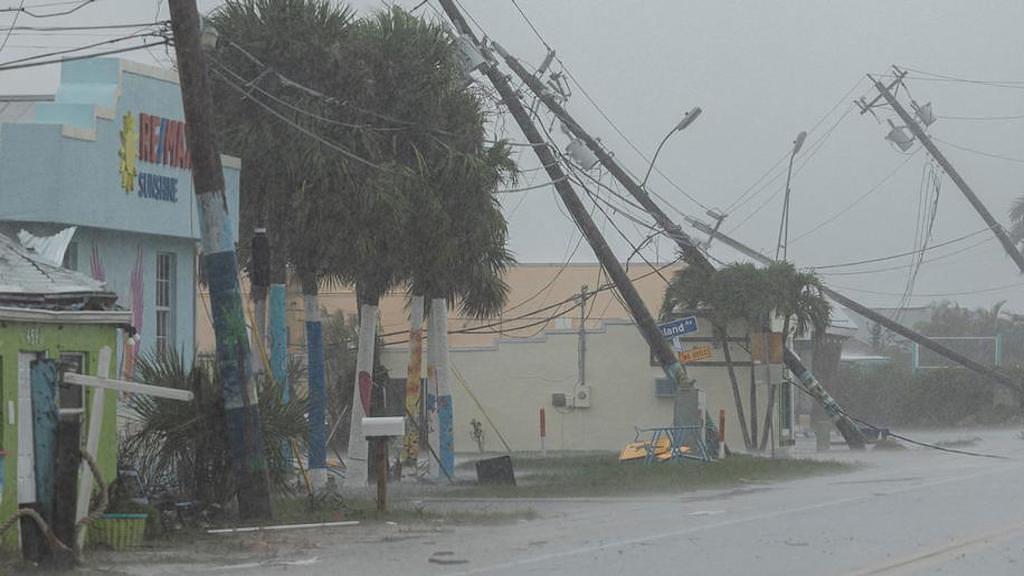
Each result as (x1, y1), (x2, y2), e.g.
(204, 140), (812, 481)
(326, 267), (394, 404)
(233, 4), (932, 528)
(573, 385), (592, 408)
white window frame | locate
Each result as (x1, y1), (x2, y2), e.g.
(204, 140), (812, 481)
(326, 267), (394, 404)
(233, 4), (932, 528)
(156, 252), (176, 354)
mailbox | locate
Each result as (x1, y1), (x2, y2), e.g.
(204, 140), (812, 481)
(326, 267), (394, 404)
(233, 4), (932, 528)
(361, 416), (405, 438)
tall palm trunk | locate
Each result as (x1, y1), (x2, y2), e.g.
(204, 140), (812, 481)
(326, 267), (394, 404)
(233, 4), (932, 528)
(716, 324), (751, 450)
(402, 295), (425, 472)
(346, 292), (378, 484)
(302, 275), (327, 488)
(430, 298), (454, 478)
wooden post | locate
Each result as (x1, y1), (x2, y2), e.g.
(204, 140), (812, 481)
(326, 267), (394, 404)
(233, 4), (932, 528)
(51, 412), (80, 569)
(375, 439), (387, 513)
(74, 347), (112, 553)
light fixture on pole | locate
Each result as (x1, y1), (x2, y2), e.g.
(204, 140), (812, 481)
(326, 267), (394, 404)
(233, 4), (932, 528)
(641, 107), (702, 188)
(775, 130), (807, 261)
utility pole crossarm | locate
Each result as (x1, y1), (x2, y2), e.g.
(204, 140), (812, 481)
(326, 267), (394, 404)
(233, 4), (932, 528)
(868, 73), (1024, 273)
(687, 217), (1021, 395)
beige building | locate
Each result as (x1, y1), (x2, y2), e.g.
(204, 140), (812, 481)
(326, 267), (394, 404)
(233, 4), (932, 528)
(198, 263), (778, 453)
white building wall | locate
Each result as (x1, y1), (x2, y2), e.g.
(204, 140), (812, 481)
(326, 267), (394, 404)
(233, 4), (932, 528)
(382, 318), (769, 453)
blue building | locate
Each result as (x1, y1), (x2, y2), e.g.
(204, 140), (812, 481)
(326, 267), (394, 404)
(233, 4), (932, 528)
(0, 58), (241, 361)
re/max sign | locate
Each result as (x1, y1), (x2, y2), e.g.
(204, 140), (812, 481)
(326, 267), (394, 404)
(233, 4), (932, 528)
(138, 112), (191, 169)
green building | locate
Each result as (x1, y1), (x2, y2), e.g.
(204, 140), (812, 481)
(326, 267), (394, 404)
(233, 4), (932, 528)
(0, 232), (129, 552)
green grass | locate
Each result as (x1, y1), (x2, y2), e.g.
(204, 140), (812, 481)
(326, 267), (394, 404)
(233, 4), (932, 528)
(449, 453), (855, 498)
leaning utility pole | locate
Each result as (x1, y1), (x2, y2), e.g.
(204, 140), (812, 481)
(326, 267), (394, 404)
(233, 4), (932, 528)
(437, 0), (696, 407)
(168, 0), (272, 519)
(863, 68), (1024, 273)
(687, 217), (1023, 397)
(496, 42), (865, 448)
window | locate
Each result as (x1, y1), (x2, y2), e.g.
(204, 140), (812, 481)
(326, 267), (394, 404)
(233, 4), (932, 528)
(156, 252), (176, 354)
(58, 352), (85, 414)
(62, 241), (78, 271)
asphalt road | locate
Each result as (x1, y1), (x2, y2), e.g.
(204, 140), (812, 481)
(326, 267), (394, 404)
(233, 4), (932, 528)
(98, 429), (1024, 576)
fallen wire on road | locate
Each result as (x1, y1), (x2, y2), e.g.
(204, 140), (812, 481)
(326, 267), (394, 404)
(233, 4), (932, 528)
(789, 379), (1012, 460)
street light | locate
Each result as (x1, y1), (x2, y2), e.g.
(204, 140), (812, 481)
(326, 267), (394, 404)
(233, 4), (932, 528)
(775, 130), (807, 261)
(641, 106), (702, 188)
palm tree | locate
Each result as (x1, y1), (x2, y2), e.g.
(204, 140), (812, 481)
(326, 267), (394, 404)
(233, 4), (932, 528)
(121, 349), (308, 507)
(338, 7), (469, 480)
(661, 261), (831, 451)
(404, 92), (516, 477)
(760, 262), (831, 450)
(210, 0), (358, 284)
(662, 263), (763, 450)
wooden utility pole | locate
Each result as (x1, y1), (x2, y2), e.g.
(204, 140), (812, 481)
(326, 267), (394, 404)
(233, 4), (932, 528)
(578, 285), (587, 389)
(436, 0), (695, 403)
(688, 217), (1023, 397)
(495, 40), (865, 448)
(168, 0), (272, 519)
(866, 68), (1024, 273)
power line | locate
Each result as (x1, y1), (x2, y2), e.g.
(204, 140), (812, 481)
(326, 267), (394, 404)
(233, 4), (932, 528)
(0, 0), (95, 18)
(510, 0), (549, 49)
(727, 103), (857, 234)
(804, 228), (988, 270)
(209, 62), (388, 172)
(901, 66), (1024, 90)
(815, 236), (995, 277)
(0, 21), (168, 32)
(0, 37), (168, 71)
(0, 30), (160, 68)
(381, 257), (683, 346)
(210, 56), (394, 131)
(830, 279), (1024, 298)
(937, 112), (1024, 121)
(787, 149), (921, 244)
(933, 135), (1024, 165)
(500, 0), (712, 215)
(723, 78), (866, 218)
(496, 175), (568, 194)
(0, 1), (26, 57)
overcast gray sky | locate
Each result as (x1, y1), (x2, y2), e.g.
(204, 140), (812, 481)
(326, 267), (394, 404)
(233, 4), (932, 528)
(4, 0), (1024, 313)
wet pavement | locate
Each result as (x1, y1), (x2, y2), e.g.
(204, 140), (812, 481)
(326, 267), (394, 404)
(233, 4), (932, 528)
(87, 428), (1024, 575)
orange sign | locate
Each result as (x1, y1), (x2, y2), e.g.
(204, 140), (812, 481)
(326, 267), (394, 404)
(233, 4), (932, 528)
(678, 344), (713, 364)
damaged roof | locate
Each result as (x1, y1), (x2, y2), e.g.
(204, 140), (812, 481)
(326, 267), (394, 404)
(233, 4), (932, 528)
(0, 232), (118, 309)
